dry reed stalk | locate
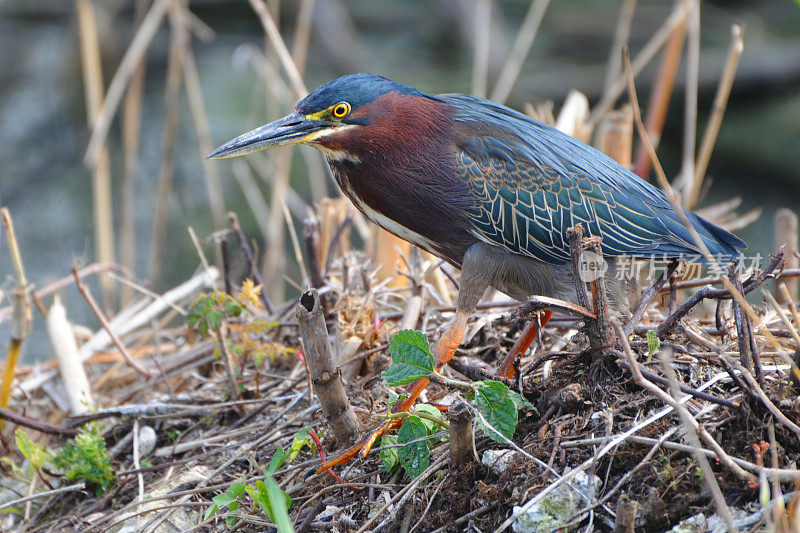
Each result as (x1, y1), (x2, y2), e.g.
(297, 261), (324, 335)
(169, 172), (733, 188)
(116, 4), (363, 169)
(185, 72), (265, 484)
(148, 0), (188, 287)
(282, 201), (310, 285)
(76, 0), (115, 310)
(489, 0), (550, 105)
(232, 161), (272, 243)
(763, 289), (800, 349)
(471, 0), (491, 98)
(603, 0), (637, 97)
(658, 349), (739, 532)
(779, 283), (800, 329)
(588, 0), (690, 128)
(182, 42), (227, 232)
(292, 0), (315, 75)
(0, 208), (31, 417)
(247, 0), (308, 98)
(678, 0), (700, 205)
(318, 198), (351, 269)
(119, 0), (149, 306)
(84, 0), (169, 165)
(688, 24), (743, 208)
(634, 10), (685, 178)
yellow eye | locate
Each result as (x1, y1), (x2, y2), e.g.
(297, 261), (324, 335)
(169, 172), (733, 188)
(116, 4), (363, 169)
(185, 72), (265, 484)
(332, 102), (350, 119)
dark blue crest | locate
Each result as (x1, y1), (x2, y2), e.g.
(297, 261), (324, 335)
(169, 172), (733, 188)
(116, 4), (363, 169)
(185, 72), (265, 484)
(295, 73), (435, 114)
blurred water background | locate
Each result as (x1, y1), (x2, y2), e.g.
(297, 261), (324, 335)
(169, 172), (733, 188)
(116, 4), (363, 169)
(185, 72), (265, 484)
(1, 0), (799, 362)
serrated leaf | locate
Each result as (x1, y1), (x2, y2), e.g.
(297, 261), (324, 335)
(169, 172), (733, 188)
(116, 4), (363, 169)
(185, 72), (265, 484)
(382, 330), (435, 386)
(470, 381), (519, 442)
(379, 433), (399, 472)
(398, 416), (430, 479)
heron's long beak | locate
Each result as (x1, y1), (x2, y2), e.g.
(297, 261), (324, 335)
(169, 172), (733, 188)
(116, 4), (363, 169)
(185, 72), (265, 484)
(207, 112), (328, 159)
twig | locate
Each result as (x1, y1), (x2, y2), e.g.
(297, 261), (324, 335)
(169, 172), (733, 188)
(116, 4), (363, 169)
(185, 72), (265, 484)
(727, 355), (800, 441)
(0, 483), (86, 512)
(658, 348), (738, 532)
(355, 454), (449, 533)
(0, 407), (77, 437)
(567, 224), (591, 310)
(613, 320), (752, 481)
(623, 260), (677, 335)
(72, 266), (152, 378)
(561, 436), (800, 482)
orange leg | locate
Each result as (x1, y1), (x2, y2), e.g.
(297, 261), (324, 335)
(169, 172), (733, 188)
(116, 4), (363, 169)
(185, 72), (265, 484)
(497, 310), (553, 379)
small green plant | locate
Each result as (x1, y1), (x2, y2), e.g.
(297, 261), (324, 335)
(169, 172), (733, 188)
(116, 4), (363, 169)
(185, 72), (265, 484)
(380, 329), (533, 478)
(646, 329), (660, 361)
(205, 429), (314, 529)
(5, 425), (115, 497)
(187, 291), (245, 336)
(53, 423), (115, 495)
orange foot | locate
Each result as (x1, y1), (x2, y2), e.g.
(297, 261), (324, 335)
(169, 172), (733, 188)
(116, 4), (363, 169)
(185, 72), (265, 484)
(497, 310), (553, 379)
(315, 319), (466, 475)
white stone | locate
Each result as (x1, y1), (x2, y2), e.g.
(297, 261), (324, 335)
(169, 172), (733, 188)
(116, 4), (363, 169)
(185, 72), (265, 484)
(138, 426), (157, 457)
(482, 449), (521, 475)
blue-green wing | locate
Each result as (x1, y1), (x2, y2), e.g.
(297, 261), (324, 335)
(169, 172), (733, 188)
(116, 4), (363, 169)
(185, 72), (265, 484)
(445, 94), (745, 264)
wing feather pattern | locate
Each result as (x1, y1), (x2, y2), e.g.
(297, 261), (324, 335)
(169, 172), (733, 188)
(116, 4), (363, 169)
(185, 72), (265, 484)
(443, 94), (745, 265)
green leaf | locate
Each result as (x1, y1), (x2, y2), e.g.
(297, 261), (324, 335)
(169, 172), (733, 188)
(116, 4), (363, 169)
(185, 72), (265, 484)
(289, 427), (314, 462)
(379, 433), (399, 472)
(264, 474), (293, 533)
(382, 330), (435, 386)
(206, 309), (224, 331)
(646, 330), (660, 361)
(247, 478), (292, 530)
(411, 404), (448, 440)
(267, 446), (289, 475)
(469, 381), (519, 443)
(398, 416), (430, 479)
(15, 429), (49, 471)
(205, 482), (245, 524)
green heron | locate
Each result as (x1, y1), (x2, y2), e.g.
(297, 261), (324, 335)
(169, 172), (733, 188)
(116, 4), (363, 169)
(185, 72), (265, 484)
(210, 73), (745, 470)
